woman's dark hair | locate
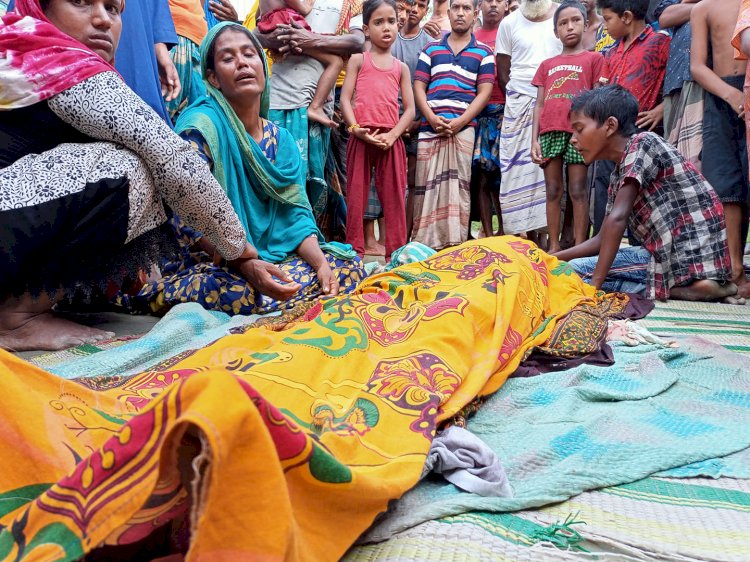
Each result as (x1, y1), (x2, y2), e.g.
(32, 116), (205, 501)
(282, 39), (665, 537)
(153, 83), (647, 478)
(596, 0), (648, 19)
(363, 0), (398, 24)
(553, 0), (587, 27)
(205, 24), (258, 74)
(40, 0), (51, 10)
(569, 85), (639, 136)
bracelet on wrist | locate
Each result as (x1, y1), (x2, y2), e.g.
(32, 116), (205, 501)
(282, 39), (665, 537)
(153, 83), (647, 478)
(347, 123), (361, 132)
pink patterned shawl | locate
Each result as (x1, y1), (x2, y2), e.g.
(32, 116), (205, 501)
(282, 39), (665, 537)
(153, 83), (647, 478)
(0, 0), (119, 109)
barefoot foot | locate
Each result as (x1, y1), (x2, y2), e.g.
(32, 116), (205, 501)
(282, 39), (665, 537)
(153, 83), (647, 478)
(0, 312), (116, 352)
(669, 279), (743, 304)
(307, 106), (336, 129)
(732, 274), (750, 299)
(364, 243), (386, 256)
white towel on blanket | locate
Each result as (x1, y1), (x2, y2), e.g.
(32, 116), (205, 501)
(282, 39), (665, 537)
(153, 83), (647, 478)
(422, 425), (513, 497)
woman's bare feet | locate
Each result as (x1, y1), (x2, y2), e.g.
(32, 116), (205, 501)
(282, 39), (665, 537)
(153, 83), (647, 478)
(669, 279), (746, 305)
(307, 105), (336, 129)
(0, 293), (115, 352)
(0, 312), (115, 352)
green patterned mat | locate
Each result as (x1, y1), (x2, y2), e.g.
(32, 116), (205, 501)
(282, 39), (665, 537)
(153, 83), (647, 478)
(345, 300), (750, 561)
(639, 300), (750, 354)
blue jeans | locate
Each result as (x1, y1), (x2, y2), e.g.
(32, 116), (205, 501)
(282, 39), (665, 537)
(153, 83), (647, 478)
(569, 246), (650, 294)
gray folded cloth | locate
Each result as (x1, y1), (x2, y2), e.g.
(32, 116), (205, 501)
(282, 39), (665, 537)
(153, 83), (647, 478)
(422, 425), (513, 497)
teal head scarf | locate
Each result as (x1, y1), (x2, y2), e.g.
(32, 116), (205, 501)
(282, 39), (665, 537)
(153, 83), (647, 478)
(199, 21), (270, 119)
(175, 22), (326, 262)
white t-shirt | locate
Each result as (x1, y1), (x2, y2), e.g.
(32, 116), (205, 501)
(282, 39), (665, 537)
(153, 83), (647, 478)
(230, 0), (255, 21)
(495, 10), (562, 97)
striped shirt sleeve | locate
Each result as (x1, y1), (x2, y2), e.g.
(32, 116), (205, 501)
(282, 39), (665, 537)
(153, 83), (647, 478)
(414, 46), (433, 84)
(477, 49), (496, 84)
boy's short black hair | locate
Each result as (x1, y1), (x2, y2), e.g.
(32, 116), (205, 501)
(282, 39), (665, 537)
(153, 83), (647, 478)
(364, 0), (399, 23)
(401, 0), (416, 6)
(595, 0), (648, 19)
(554, 0), (588, 27)
(570, 85), (640, 136)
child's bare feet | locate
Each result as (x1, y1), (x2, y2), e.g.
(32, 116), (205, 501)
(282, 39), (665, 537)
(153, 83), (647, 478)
(307, 105), (336, 129)
(732, 273), (750, 299)
(364, 243), (386, 256)
(669, 279), (746, 305)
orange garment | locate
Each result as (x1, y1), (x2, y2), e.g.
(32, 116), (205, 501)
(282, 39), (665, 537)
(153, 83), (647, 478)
(732, 0), (750, 182)
(0, 237), (598, 561)
(169, 0), (208, 45)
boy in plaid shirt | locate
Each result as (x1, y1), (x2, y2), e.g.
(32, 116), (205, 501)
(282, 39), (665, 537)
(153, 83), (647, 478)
(556, 85), (740, 303)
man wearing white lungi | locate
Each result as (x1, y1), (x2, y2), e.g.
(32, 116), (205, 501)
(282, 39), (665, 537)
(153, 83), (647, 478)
(495, 0), (560, 235)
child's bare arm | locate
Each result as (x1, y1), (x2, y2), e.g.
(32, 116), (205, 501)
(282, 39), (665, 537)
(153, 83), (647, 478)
(390, 63), (417, 138)
(589, 180), (638, 290)
(659, 1), (698, 29)
(339, 54), (362, 129)
(530, 85), (544, 164)
(690, 1), (745, 116)
(284, 0), (315, 17)
(340, 55), (383, 146)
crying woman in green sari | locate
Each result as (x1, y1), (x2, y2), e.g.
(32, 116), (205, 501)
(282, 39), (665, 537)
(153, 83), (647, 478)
(132, 22), (365, 315)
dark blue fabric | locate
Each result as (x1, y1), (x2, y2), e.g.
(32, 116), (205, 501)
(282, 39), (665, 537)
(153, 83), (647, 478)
(654, 0), (692, 95)
(114, 0), (178, 125)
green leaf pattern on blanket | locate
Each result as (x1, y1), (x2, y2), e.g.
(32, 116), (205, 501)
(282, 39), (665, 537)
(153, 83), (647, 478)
(0, 484), (53, 519)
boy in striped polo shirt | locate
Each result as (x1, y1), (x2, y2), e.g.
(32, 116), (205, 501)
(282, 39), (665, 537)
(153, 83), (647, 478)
(412, 0), (495, 250)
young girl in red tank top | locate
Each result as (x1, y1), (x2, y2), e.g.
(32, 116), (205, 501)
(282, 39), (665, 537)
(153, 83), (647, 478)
(340, 0), (416, 259)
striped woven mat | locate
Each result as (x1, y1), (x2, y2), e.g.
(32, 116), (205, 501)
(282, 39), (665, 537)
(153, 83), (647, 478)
(638, 300), (750, 355)
(345, 300), (750, 562)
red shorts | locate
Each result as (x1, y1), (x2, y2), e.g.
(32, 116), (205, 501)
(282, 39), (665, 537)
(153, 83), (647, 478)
(257, 8), (312, 33)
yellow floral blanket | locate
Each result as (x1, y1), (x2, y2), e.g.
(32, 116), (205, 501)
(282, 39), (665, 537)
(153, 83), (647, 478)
(0, 237), (596, 561)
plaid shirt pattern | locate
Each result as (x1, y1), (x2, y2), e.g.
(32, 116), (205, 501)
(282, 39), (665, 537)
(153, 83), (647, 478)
(607, 132), (731, 300)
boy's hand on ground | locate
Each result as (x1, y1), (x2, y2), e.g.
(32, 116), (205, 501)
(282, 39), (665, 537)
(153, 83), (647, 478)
(531, 140), (543, 164)
(233, 259), (302, 301)
(636, 105), (664, 131)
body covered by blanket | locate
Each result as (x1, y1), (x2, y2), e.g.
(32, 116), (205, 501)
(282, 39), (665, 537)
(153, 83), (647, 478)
(0, 237), (597, 561)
